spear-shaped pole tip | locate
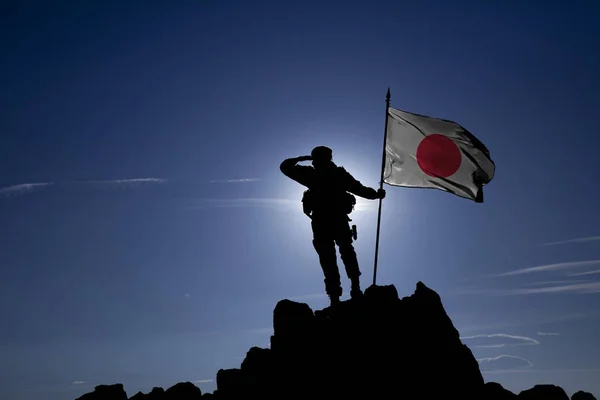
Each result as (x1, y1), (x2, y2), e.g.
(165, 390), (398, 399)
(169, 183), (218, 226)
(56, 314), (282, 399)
(386, 87), (391, 101)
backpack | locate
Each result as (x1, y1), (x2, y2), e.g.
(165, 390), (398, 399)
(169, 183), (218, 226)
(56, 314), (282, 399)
(302, 189), (356, 217)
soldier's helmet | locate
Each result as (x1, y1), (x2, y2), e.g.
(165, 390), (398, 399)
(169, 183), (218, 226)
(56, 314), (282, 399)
(311, 146), (333, 161)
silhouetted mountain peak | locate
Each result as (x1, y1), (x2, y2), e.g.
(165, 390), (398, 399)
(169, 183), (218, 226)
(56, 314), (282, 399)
(216, 281), (483, 399)
(75, 282), (596, 400)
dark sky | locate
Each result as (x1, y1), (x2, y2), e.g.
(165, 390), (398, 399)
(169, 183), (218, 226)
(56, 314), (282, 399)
(1, 1), (600, 399)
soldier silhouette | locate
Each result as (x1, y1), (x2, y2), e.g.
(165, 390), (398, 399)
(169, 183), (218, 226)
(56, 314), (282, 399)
(280, 146), (385, 305)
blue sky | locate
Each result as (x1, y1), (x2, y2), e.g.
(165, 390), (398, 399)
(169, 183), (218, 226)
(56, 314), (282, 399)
(1, 1), (600, 399)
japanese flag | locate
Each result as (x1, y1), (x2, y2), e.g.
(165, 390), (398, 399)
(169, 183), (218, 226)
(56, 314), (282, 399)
(383, 107), (495, 202)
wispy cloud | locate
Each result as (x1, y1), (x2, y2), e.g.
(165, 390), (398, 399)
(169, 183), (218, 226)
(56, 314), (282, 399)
(71, 381), (89, 385)
(246, 327), (273, 334)
(463, 282), (600, 296)
(460, 283), (600, 295)
(541, 236), (600, 246)
(569, 270), (600, 277)
(527, 279), (590, 286)
(481, 368), (600, 375)
(184, 197), (376, 213)
(483, 367), (600, 374)
(504, 281), (600, 295)
(458, 312), (585, 334)
(537, 332), (560, 336)
(0, 179), (167, 198)
(184, 198), (298, 211)
(477, 355), (533, 370)
(496, 260), (600, 277)
(81, 178), (166, 185)
(0, 182), (54, 196)
(461, 333), (539, 348)
(209, 178), (260, 183)
(193, 379), (214, 384)
(288, 293), (327, 301)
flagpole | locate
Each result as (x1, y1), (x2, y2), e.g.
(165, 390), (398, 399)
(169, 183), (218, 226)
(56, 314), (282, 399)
(372, 88), (391, 286)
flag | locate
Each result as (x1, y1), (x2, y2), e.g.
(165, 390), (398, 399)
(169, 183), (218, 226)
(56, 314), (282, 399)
(383, 107), (495, 202)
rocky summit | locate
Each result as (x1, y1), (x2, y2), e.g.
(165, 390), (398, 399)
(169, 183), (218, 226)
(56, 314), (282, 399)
(75, 282), (596, 400)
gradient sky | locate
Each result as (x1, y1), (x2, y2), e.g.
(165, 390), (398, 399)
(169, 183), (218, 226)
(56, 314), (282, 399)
(1, 1), (600, 399)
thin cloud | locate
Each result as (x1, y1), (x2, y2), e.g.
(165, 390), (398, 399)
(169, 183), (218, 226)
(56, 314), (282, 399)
(505, 281), (600, 295)
(484, 367), (600, 374)
(71, 381), (89, 385)
(458, 312), (585, 334)
(193, 379), (214, 384)
(209, 178), (260, 183)
(82, 178), (166, 185)
(246, 327), (273, 334)
(459, 283), (600, 295)
(184, 197), (376, 213)
(496, 260), (600, 277)
(541, 236), (600, 246)
(184, 198), (298, 211)
(288, 293), (327, 301)
(1, 179), (166, 197)
(527, 279), (590, 286)
(0, 182), (53, 196)
(569, 270), (600, 277)
(477, 355), (533, 370)
(537, 332), (560, 336)
(461, 333), (539, 348)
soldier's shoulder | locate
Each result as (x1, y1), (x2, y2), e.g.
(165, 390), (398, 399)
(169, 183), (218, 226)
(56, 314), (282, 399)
(335, 166), (352, 177)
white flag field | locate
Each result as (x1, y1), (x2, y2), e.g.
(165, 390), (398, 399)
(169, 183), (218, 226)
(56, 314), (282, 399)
(383, 107), (495, 202)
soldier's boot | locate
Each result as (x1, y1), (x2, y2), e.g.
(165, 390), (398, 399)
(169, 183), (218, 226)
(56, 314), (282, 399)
(326, 282), (343, 306)
(350, 277), (363, 299)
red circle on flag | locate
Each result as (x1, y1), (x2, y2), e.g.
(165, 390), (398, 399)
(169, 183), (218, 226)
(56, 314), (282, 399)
(416, 134), (462, 178)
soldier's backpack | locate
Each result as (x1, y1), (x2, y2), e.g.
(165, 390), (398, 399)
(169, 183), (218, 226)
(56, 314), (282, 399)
(302, 189), (356, 218)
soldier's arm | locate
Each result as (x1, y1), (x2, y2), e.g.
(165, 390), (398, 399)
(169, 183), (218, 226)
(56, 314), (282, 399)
(280, 156), (313, 186)
(341, 168), (380, 200)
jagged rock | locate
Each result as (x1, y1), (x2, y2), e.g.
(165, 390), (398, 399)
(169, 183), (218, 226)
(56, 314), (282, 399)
(75, 383), (127, 400)
(127, 386), (165, 399)
(484, 382), (517, 399)
(126, 383), (202, 399)
(126, 384), (203, 400)
(216, 282), (484, 399)
(573, 391), (597, 400)
(164, 382), (202, 399)
(518, 384), (569, 400)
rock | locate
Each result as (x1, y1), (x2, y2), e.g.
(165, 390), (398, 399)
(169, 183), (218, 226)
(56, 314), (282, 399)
(518, 384), (569, 400)
(215, 281), (484, 399)
(126, 386), (164, 399)
(484, 382), (517, 399)
(572, 391), (597, 400)
(164, 382), (202, 399)
(75, 383), (127, 400)
(125, 384), (202, 399)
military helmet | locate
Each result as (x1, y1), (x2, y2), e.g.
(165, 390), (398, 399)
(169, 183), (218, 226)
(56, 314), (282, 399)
(311, 146), (333, 161)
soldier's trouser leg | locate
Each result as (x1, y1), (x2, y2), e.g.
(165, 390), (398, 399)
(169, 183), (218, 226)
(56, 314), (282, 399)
(334, 219), (362, 298)
(334, 219), (361, 282)
(311, 220), (342, 298)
